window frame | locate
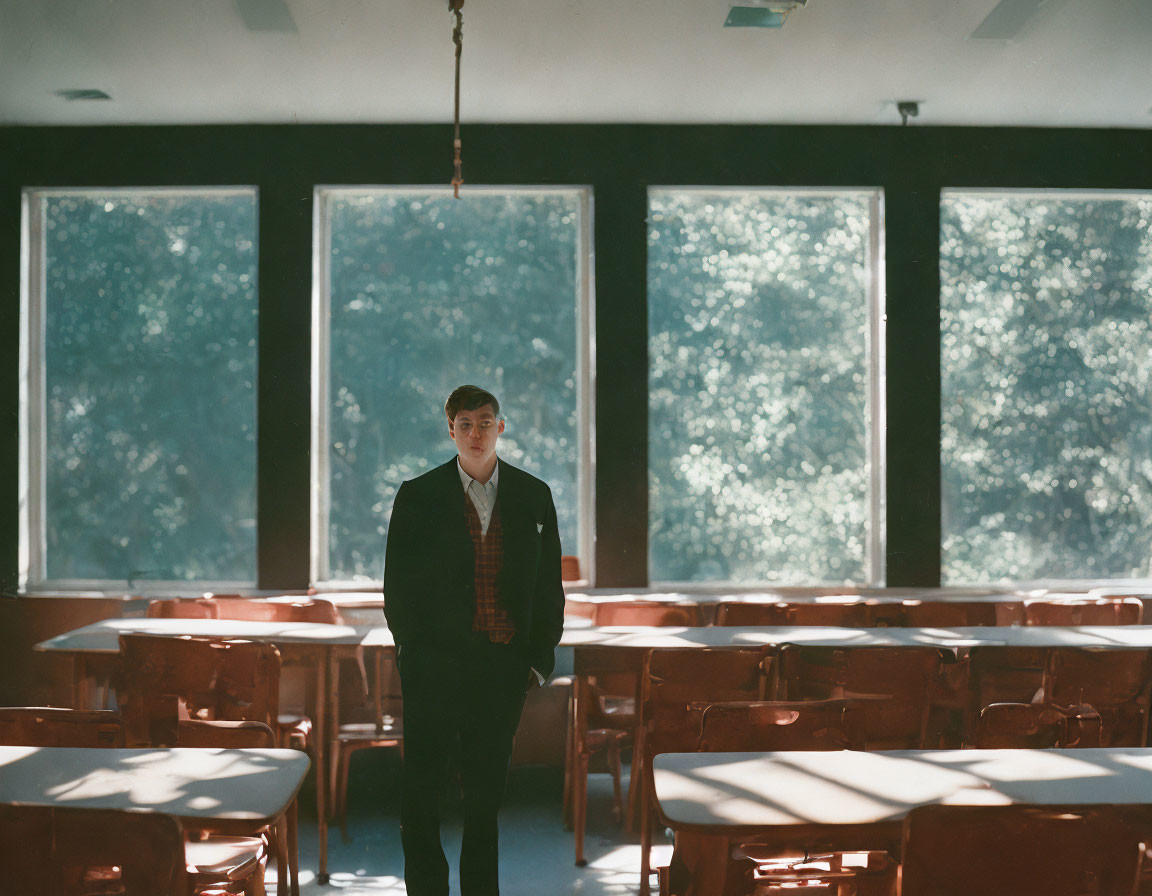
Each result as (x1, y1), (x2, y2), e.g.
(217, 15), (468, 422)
(19, 185), (261, 594)
(939, 186), (1152, 590)
(310, 184), (596, 587)
(646, 185), (886, 588)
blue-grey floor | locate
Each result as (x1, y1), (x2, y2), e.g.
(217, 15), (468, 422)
(280, 755), (671, 895)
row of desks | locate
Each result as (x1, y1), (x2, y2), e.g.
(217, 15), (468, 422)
(0, 745), (309, 833)
(0, 745), (309, 893)
(35, 617), (372, 885)
(40, 616), (1152, 655)
(35, 616), (1152, 883)
(651, 747), (1152, 894)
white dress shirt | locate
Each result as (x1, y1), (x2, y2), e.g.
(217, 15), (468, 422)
(457, 458), (499, 536)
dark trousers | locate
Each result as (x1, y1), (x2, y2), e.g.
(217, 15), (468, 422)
(398, 633), (531, 896)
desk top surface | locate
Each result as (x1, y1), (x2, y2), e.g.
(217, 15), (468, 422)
(39, 619), (1152, 654)
(653, 747), (1152, 829)
(292, 592), (386, 608)
(35, 617), (370, 653)
(560, 624), (1152, 650)
(0, 746), (309, 823)
(564, 590), (1028, 605)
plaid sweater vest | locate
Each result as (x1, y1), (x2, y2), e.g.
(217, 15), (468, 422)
(464, 490), (516, 643)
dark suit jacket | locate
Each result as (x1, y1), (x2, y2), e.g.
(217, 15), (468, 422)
(383, 457), (566, 679)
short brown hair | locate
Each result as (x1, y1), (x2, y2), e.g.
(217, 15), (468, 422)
(444, 385), (501, 422)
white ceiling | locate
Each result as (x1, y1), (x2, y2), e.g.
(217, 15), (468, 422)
(2, 0), (1152, 128)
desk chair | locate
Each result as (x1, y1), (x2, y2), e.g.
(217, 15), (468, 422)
(1024, 597), (1143, 626)
(672, 699), (892, 896)
(774, 645), (949, 749)
(117, 634), (291, 895)
(0, 706), (281, 895)
(1045, 647), (1152, 746)
(569, 644), (645, 864)
(592, 601), (704, 628)
(329, 644), (403, 841)
(900, 804), (1146, 896)
(635, 646), (772, 895)
(561, 555), (582, 581)
(0, 706), (123, 747)
(970, 702), (1102, 748)
(899, 600), (1003, 627)
(575, 602), (705, 839)
(712, 600), (790, 626)
(147, 597), (339, 751)
(0, 805), (191, 896)
(215, 597), (340, 752)
(784, 602), (870, 627)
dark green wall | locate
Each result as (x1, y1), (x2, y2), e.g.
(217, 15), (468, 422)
(2, 123), (1150, 592)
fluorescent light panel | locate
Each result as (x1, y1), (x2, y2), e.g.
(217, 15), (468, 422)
(725, 7), (788, 27)
(725, 0), (806, 28)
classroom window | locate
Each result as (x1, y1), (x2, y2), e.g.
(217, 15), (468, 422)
(21, 188), (258, 589)
(313, 187), (593, 584)
(941, 190), (1152, 583)
(648, 188), (885, 585)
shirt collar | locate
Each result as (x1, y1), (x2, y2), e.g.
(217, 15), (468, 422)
(457, 457), (499, 493)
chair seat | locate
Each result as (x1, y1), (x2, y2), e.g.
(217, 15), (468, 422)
(184, 835), (265, 881)
(277, 714), (311, 734)
(749, 850), (890, 879)
(586, 727), (631, 751)
(745, 847), (893, 896)
(335, 716), (402, 743)
(331, 715), (405, 839)
(277, 713), (313, 750)
(598, 695), (635, 725)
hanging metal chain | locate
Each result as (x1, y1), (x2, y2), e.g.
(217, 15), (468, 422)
(450, 0), (464, 199)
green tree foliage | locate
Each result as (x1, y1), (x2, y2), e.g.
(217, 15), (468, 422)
(325, 190), (582, 582)
(42, 191), (258, 584)
(942, 194), (1152, 582)
(648, 190), (876, 584)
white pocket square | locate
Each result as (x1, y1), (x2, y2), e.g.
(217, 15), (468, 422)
(536, 521), (544, 534)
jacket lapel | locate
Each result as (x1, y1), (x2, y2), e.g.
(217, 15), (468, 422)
(495, 459), (532, 589)
(430, 458), (473, 563)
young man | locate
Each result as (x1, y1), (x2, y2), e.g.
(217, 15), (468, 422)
(383, 384), (565, 896)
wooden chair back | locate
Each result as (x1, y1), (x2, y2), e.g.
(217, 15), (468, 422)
(713, 601), (790, 626)
(783, 602), (869, 627)
(775, 645), (945, 701)
(210, 596), (340, 624)
(146, 597), (218, 618)
(0, 805), (189, 896)
(775, 645), (948, 748)
(561, 555), (582, 581)
(636, 646), (772, 891)
(1024, 597), (1143, 626)
(643, 647), (773, 754)
(564, 598), (597, 619)
(174, 719), (278, 748)
(1046, 647), (1152, 746)
(967, 646), (1051, 713)
(900, 804), (1145, 896)
(0, 707), (123, 747)
(694, 699), (856, 751)
(863, 600), (905, 627)
(592, 601), (704, 627)
(117, 633), (281, 746)
(900, 600), (1001, 627)
(972, 702), (1102, 749)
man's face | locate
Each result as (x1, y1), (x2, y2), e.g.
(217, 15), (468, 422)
(449, 403), (505, 469)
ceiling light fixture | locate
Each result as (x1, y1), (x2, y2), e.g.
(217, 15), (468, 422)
(724, 0), (807, 29)
(897, 100), (920, 126)
(449, 0), (465, 199)
(55, 89), (111, 101)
